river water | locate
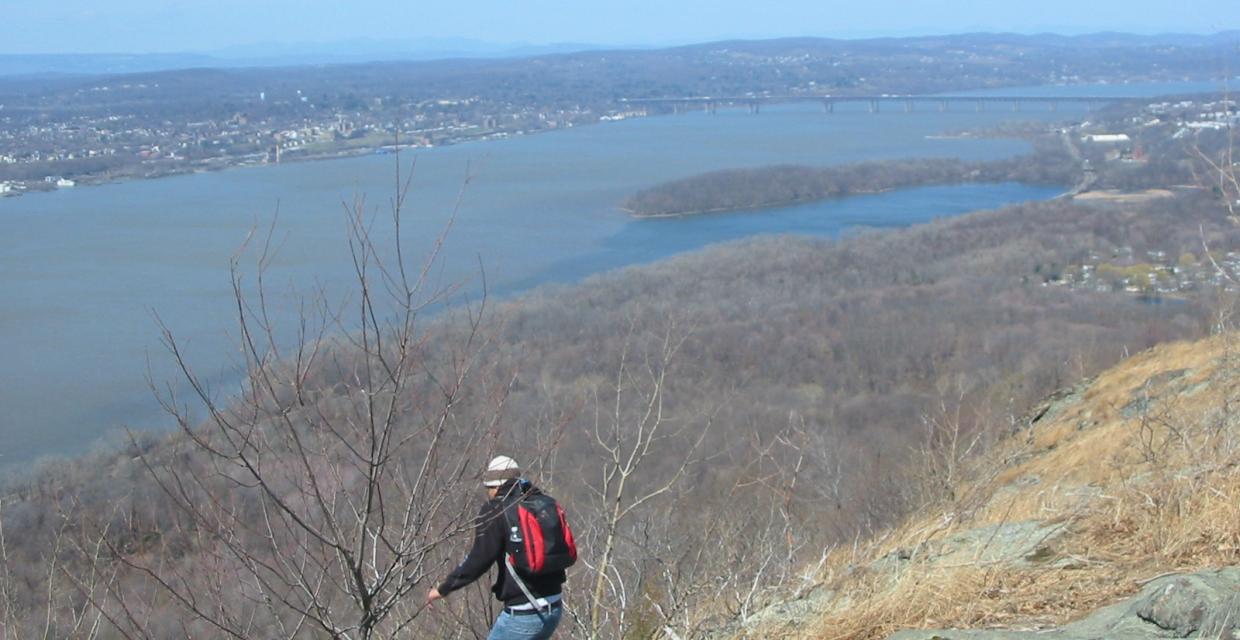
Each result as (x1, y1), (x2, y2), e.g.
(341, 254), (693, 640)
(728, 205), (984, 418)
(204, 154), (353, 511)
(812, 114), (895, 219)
(0, 81), (1222, 472)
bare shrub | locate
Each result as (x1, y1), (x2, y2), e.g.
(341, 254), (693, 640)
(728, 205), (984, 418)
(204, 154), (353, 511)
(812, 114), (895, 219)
(80, 167), (521, 639)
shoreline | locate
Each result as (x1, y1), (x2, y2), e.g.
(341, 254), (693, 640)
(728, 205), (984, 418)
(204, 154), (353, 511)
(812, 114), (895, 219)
(0, 77), (1222, 200)
(626, 177), (1076, 219)
(0, 179), (1072, 478)
(0, 95), (1060, 201)
(623, 133), (1081, 219)
(624, 189), (894, 218)
(0, 125), (572, 199)
(0, 99), (1070, 201)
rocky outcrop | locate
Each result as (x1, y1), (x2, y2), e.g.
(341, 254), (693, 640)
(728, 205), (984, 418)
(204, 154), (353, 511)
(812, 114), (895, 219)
(888, 567), (1240, 640)
(728, 337), (1240, 640)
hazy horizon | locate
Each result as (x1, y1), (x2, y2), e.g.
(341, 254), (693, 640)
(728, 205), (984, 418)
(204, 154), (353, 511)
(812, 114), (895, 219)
(2, 29), (1238, 58)
(2, 0), (1237, 55)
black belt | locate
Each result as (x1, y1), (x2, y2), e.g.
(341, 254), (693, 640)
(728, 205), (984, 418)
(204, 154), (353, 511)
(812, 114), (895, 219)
(504, 601), (562, 616)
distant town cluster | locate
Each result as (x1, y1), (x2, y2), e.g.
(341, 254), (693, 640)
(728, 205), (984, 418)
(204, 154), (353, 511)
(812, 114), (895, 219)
(1078, 96), (1238, 154)
(1035, 94), (1240, 300)
(0, 84), (643, 196)
(1147, 98), (1240, 135)
(1045, 246), (1240, 297)
(2, 34), (1233, 198)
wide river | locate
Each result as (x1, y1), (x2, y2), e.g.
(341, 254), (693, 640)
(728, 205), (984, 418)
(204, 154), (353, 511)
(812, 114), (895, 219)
(0, 81), (1221, 472)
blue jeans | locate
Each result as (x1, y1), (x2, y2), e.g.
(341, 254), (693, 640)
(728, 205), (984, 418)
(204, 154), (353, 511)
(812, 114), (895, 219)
(486, 604), (562, 640)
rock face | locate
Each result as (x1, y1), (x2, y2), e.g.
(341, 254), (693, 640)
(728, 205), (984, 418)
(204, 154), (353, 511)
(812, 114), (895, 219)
(887, 568), (1240, 640)
(732, 521), (1072, 638)
(1135, 570), (1240, 638)
(882, 520), (1071, 569)
(731, 339), (1240, 640)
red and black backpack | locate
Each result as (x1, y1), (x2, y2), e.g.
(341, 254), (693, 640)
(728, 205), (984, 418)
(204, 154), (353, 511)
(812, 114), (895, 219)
(502, 490), (577, 575)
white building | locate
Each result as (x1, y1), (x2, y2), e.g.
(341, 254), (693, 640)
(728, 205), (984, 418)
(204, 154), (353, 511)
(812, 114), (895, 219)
(1082, 133), (1131, 144)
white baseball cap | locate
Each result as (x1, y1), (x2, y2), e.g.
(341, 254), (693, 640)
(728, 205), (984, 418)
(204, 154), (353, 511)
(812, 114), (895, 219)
(482, 455), (520, 487)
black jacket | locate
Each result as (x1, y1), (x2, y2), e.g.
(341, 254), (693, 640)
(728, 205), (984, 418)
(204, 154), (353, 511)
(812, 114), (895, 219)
(437, 479), (567, 606)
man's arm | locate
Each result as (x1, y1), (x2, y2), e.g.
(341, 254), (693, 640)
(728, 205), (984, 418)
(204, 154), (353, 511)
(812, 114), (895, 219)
(435, 501), (506, 597)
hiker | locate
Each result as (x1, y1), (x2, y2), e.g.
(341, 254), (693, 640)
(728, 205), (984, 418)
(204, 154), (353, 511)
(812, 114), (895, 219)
(427, 455), (573, 640)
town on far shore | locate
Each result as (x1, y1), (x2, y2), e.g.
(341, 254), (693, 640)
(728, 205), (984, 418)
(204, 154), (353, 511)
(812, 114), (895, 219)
(4, 93), (1233, 198)
(3, 34), (1237, 198)
(0, 90), (648, 197)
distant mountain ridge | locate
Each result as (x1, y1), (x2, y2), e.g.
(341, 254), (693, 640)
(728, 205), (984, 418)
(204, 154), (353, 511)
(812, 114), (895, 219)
(0, 40), (620, 77)
(0, 53), (221, 77)
(2, 30), (1236, 77)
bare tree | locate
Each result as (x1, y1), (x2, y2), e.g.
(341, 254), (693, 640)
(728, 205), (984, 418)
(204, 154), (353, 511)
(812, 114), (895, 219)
(1192, 72), (1239, 220)
(562, 318), (712, 640)
(92, 164), (514, 639)
(0, 494), (127, 640)
(1192, 138), (1239, 221)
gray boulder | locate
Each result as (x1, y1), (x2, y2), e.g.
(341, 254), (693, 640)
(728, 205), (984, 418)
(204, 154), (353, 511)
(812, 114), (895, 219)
(887, 567), (1240, 640)
(1134, 570), (1240, 638)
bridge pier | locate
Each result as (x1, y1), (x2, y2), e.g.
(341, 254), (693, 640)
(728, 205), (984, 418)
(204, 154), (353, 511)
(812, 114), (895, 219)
(823, 100), (834, 113)
(869, 99), (879, 113)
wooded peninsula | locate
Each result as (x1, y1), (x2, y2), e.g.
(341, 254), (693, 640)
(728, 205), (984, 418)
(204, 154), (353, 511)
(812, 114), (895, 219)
(621, 142), (1079, 217)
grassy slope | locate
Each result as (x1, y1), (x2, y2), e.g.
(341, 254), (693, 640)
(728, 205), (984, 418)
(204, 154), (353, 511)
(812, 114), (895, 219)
(740, 333), (1240, 639)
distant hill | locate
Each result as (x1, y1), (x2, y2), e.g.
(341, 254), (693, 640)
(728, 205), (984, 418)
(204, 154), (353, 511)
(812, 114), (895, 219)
(0, 53), (221, 77)
(207, 37), (618, 66)
(2, 30), (1235, 77)
(0, 39), (619, 77)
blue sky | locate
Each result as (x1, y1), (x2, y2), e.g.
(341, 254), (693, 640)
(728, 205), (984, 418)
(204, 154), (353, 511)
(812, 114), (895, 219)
(1, 0), (1237, 54)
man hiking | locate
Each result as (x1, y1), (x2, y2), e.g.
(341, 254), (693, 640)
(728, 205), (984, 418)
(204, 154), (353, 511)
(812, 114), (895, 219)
(427, 455), (572, 639)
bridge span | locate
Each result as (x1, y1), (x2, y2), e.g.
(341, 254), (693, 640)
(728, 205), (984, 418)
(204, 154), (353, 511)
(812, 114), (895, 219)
(620, 94), (1141, 114)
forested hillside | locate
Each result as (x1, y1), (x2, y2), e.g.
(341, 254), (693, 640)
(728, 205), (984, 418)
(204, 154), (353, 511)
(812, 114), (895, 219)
(2, 175), (1235, 636)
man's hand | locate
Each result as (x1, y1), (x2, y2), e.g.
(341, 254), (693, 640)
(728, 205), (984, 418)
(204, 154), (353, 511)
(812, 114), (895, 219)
(426, 587), (444, 607)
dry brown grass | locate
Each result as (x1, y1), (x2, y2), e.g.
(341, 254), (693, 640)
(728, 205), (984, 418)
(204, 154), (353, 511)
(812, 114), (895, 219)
(743, 334), (1240, 640)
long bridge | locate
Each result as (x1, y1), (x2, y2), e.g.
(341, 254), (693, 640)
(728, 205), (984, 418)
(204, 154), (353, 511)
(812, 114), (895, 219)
(620, 94), (1141, 114)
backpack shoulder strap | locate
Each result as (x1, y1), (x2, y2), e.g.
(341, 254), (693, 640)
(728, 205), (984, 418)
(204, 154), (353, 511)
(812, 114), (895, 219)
(504, 555), (548, 612)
